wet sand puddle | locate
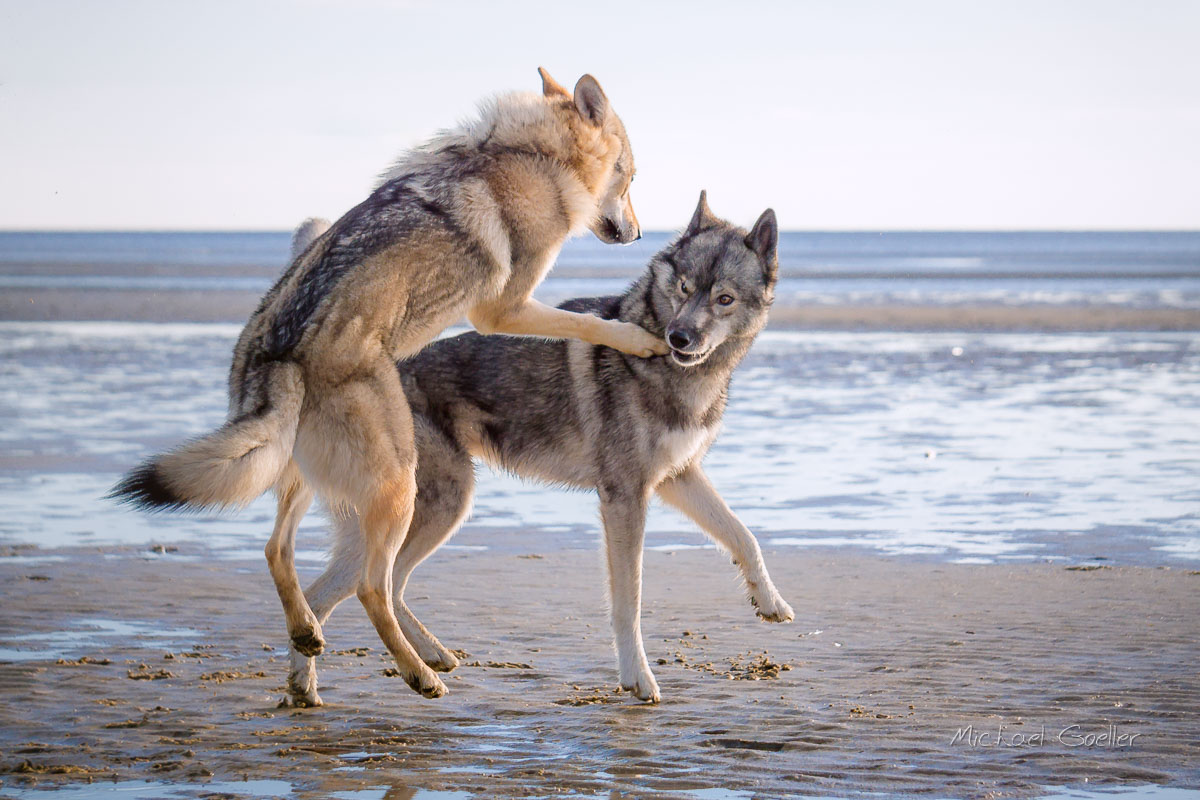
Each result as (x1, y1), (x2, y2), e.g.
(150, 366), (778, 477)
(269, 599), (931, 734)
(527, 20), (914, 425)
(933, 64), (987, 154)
(0, 618), (202, 664)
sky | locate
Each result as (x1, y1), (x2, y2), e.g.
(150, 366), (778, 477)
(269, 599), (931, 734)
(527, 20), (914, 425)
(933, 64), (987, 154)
(0, 0), (1197, 231)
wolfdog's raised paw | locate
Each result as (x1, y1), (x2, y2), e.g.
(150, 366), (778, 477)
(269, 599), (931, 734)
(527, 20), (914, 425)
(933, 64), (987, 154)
(753, 594), (795, 623)
(607, 321), (670, 358)
(290, 626), (326, 657)
(403, 670), (449, 699)
(423, 650), (460, 673)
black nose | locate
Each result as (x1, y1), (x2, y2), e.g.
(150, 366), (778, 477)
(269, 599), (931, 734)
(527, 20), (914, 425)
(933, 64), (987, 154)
(634, 230), (642, 241)
(667, 329), (691, 350)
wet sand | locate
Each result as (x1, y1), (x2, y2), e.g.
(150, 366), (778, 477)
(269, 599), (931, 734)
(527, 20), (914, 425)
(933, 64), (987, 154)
(1, 547), (1197, 798)
(3, 286), (1200, 330)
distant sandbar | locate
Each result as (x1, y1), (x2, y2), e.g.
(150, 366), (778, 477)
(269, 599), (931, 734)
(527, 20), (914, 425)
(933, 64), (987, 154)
(3, 287), (1198, 331)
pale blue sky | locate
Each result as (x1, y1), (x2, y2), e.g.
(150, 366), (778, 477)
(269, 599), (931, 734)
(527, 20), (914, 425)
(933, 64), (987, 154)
(1, 0), (1197, 230)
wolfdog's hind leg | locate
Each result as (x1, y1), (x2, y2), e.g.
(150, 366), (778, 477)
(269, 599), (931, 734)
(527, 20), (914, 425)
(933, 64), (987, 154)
(358, 470), (447, 698)
(282, 511), (361, 708)
(265, 463), (325, 657)
(333, 371), (447, 699)
(392, 431), (476, 672)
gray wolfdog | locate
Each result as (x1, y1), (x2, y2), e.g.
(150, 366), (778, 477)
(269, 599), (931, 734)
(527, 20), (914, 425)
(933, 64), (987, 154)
(280, 192), (792, 706)
(112, 69), (668, 699)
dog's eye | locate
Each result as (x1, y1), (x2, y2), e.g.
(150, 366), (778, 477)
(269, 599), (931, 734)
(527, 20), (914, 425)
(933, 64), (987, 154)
(679, 279), (689, 295)
(717, 294), (735, 306)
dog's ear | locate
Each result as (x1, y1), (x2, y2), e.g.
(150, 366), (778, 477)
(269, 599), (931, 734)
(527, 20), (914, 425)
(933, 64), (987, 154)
(573, 74), (609, 126)
(746, 209), (779, 283)
(686, 190), (720, 236)
(538, 67), (570, 99)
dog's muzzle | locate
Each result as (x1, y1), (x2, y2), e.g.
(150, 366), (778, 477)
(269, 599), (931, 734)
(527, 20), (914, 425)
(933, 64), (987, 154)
(668, 342), (710, 366)
(593, 217), (622, 244)
(670, 349), (706, 366)
(667, 327), (707, 365)
(594, 217), (640, 245)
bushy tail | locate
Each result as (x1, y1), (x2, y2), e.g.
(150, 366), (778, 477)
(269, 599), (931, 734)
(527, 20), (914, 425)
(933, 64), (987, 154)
(111, 218), (331, 512)
(111, 355), (305, 512)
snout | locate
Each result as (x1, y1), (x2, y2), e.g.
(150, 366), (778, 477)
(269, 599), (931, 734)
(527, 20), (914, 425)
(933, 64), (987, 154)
(667, 328), (693, 351)
(623, 194), (642, 242)
(591, 194), (641, 245)
(591, 216), (640, 245)
(666, 324), (707, 366)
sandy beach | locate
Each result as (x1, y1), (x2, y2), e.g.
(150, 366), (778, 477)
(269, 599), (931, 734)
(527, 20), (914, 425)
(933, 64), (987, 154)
(1, 546), (1197, 799)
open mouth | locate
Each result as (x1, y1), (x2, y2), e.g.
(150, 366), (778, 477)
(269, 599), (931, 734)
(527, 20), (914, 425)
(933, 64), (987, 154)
(669, 348), (708, 367)
(596, 218), (622, 243)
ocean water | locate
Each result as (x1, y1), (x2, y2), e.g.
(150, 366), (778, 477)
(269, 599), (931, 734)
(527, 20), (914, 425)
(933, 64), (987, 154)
(0, 321), (1196, 566)
(2, 230), (1199, 309)
(1, 231), (1197, 565)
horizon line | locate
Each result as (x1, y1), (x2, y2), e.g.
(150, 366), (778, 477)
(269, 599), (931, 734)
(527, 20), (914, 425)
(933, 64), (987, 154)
(2, 227), (1199, 235)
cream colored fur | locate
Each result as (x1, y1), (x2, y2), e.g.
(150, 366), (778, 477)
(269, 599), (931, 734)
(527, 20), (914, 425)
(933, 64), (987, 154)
(155, 362), (305, 509)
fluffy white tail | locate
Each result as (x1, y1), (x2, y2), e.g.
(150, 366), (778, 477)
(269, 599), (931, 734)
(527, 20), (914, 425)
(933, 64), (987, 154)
(111, 361), (305, 511)
(112, 218), (332, 512)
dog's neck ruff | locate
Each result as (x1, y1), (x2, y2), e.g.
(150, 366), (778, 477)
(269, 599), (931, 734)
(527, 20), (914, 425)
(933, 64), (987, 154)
(375, 92), (576, 188)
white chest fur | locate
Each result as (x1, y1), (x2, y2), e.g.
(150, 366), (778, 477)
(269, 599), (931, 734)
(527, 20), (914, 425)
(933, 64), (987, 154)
(654, 427), (711, 474)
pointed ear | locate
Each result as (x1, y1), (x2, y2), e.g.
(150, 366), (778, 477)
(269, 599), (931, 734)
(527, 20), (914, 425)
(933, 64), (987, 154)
(538, 66), (570, 99)
(746, 209), (779, 281)
(686, 189), (720, 235)
(573, 74), (609, 126)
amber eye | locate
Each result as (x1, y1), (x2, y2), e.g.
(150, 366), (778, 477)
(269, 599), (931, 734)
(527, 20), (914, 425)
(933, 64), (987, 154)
(679, 279), (689, 295)
(717, 294), (735, 306)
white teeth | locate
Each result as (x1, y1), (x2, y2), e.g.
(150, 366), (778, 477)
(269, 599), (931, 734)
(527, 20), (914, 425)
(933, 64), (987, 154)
(670, 349), (705, 366)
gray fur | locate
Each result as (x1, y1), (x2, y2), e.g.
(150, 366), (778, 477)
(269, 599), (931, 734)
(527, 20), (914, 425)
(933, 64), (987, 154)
(402, 228), (771, 474)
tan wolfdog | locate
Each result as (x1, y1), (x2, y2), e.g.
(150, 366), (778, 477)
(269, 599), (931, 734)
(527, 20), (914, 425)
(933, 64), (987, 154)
(112, 69), (667, 699)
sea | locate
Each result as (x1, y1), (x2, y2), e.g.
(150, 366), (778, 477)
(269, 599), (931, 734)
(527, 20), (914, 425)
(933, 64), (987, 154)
(0, 231), (1198, 566)
(2, 230), (1200, 309)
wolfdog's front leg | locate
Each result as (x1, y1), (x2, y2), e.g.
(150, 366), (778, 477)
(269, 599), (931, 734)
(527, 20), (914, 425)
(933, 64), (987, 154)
(469, 298), (669, 358)
(599, 487), (659, 703)
(656, 465), (794, 623)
